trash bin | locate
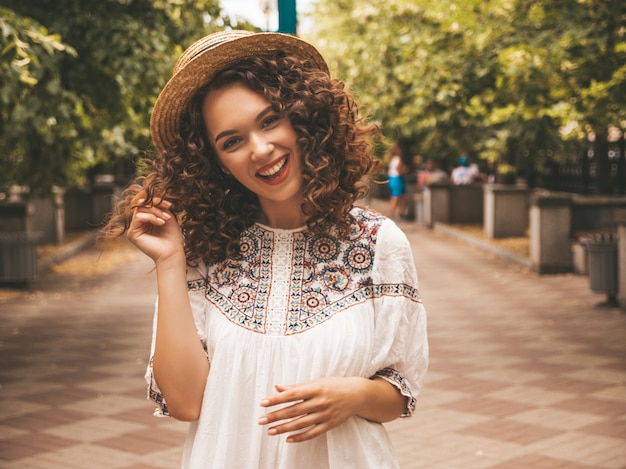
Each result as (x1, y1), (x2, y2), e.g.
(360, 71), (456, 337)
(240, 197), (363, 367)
(0, 232), (42, 283)
(414, 193), (425, 224)
(583, 233), (618, 305)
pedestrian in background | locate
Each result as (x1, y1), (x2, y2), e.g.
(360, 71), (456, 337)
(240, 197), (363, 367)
(418, 158), (450, 190)
(105, 30), (428, 469)
(384, 142), (409, 219)
(451, 154), (479, 185)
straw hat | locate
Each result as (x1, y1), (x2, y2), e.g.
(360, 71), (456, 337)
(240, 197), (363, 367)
(150, 30), (330, 155)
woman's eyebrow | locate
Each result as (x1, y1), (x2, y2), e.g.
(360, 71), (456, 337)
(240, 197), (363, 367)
(256, 106), (273, 122)
(214, 129), (236, 144)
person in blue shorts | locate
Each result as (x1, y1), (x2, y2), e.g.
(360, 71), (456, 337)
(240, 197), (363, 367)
(385, 143), (408, 219)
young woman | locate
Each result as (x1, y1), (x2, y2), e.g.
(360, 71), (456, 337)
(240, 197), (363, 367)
(385, 143), (409, 219)
(107, 30), (428, 469)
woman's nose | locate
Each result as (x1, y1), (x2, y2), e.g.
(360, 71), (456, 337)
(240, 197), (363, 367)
(249, 132), (274, 159)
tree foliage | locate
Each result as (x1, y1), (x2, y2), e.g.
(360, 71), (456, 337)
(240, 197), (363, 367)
(0, 9), (82, 193)
(307, 0), (626, 189)
(0, 0), (244, 195)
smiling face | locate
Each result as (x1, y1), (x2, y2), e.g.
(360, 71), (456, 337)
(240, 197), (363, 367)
(202, 82), (305, 228)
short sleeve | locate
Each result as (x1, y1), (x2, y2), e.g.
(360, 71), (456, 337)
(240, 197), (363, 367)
(369, 219), (429, 417)
(144, 263), (210, 417)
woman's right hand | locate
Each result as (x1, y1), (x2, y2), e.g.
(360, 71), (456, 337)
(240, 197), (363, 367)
(127, 193), (185, 265)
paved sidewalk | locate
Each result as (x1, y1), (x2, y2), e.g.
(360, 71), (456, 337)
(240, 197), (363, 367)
(1, 211), (625, 468)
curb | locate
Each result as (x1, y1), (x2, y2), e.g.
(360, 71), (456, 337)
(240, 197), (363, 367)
(433, 222), (533, 269)
(39, 231), (99, 271)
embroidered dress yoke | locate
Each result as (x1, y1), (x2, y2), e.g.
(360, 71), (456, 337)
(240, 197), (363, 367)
(146, 207), (429, 469)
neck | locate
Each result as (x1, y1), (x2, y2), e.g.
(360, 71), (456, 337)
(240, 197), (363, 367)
(257, 213), (307, 229)
(257, 201), (306, 230)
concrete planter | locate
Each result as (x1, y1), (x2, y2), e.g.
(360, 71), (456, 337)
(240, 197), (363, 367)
(483, 184), (530, 238)
(530, 194), (573, 274)
(0, 232), (42, 283)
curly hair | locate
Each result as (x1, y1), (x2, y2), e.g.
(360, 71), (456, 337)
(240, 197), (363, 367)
(105, 52), (379, 265)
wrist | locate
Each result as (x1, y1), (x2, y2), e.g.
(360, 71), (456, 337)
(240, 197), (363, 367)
(352, 376), (406, 423)
(349, 377), (373, 418)
(155, 249), (187, 273)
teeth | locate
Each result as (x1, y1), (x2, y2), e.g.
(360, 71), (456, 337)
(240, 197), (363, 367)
(258, 157), (287, 177)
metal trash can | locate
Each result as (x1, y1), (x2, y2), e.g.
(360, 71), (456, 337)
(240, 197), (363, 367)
(0, 232), (42, 283)
(583, 233), (618, 304)
(414, 193), (425, 224)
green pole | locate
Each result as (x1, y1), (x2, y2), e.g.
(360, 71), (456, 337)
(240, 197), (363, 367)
(277, 0), (297, 35)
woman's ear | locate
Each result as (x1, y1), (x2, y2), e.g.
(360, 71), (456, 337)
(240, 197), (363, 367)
(213, 156), (231, 175)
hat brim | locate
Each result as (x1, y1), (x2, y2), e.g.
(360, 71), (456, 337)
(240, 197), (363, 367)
(150, 31), (330, 155)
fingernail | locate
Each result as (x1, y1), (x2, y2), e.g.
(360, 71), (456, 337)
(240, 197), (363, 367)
(260, 399), (270, 407)
(286, 437), (294, 443)
(162, 212), (171, 220)
(157, 218), (165, 225)
(258, 417), (268, 425)
(268, 428), (277, 435)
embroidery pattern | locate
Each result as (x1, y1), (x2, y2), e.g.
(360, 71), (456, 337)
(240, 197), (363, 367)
(188, 208), (421, 335)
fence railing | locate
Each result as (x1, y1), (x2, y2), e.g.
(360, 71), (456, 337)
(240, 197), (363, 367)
(530, 138), (626, 195)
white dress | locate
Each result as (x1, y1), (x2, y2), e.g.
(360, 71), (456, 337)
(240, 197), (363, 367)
(146, 207), (429, 469)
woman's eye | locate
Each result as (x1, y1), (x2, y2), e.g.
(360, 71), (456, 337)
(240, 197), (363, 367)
(223, 136), (242, 150)
(262, 115), (280, 128)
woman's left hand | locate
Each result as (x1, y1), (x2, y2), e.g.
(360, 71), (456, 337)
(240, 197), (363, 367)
(258, 377), (367, 443)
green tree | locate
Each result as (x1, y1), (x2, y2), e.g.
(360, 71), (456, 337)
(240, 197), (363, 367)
(0, 9), (82, 194)
(483, 0), (626, 188)
(1, 1), (240, 195)
(307, 0), (498, 167)
(308, 0), (626, 191)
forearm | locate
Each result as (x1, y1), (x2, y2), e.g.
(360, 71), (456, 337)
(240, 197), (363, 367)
(259, 375), (408, 442)
(353, 377), (407, 423)
(152, 255), (210, 421)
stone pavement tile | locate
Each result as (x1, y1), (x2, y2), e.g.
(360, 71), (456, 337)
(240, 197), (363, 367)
(393, 432), (528, 469)
(0, 408), (94, 431)
(579, 417), (626, 439)
(486, 385), (574, 406)
(487, 454), (599, 469)
(0, 399), (48, 420)
(466, 368), (547, 385)
(543, 351), (622, 368)
(97, 427), (188, 455)
(550, 364), (626, 402)
(387, 406), (492, 437)
(509, 407), (606, 430)
(0, 432), (78, 461)
(427, 376), (511, 395)
(119, 465), (163, 469)
(526, 376), (613, 394)
(591, 385), (626, 401)
(458, 418), (565, 445)
(443, 396), (534, 419)
(42, 416), (146, 443)
(18, 387), (101, 407)
(3, 443), (141, 469)
(527, 432), (626, 469)
(133, 446), (186, 468)
(551, 396), (626, 417)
